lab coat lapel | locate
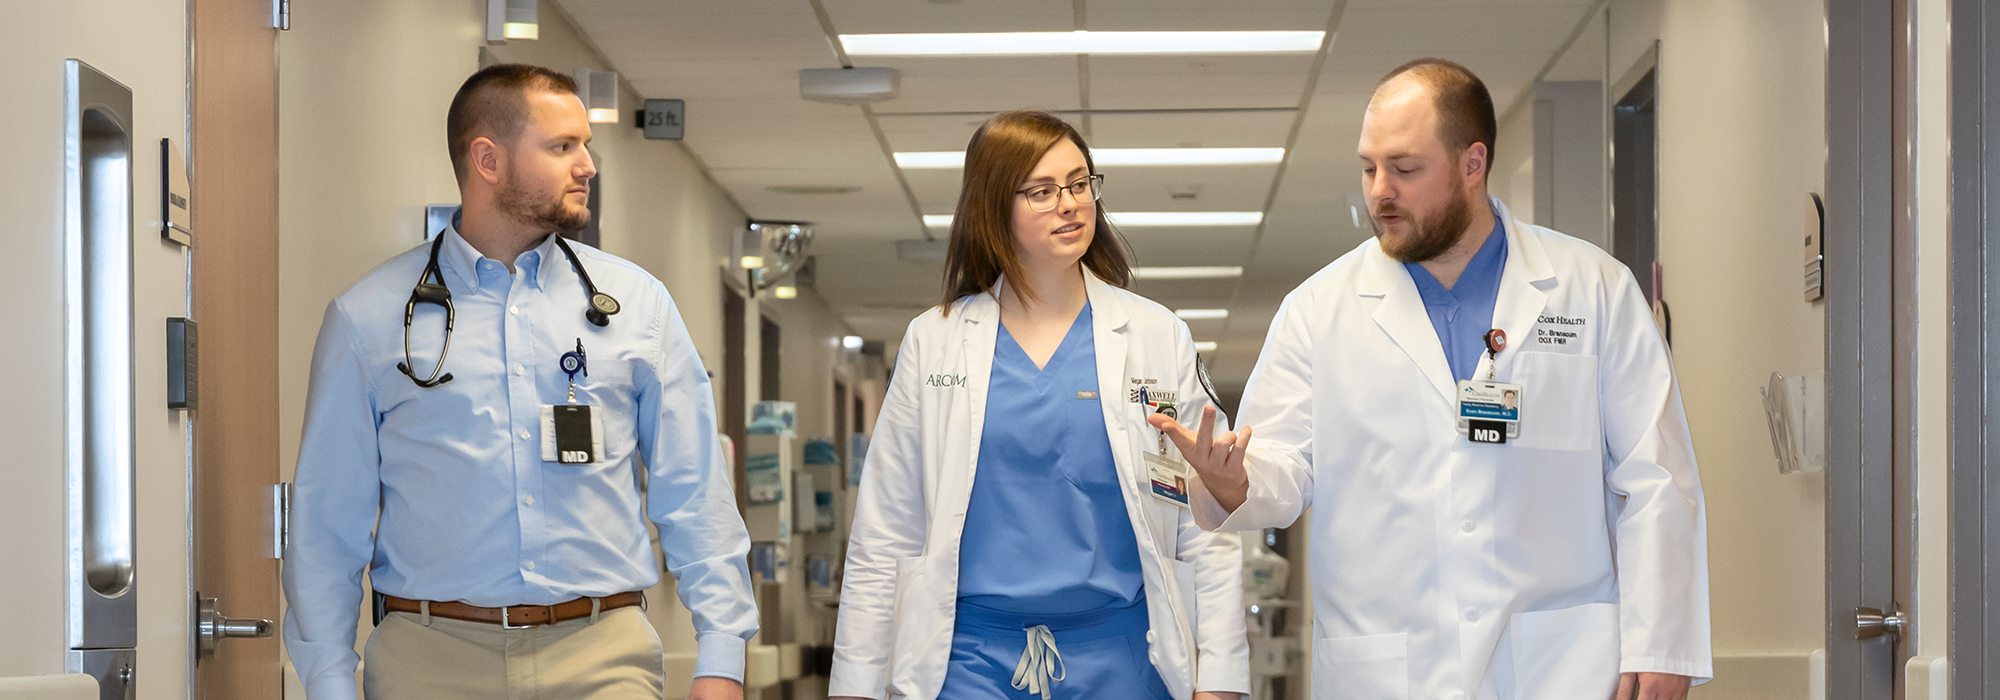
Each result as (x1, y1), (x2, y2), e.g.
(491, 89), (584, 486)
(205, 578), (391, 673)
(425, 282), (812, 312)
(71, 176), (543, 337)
(1360, 243), (1459, 402)
(1082, 275), (1172, 567)
(1084, 274), (1138, 498)
(958, 286), (1000, 508)
(1489, 197), (1555, 374)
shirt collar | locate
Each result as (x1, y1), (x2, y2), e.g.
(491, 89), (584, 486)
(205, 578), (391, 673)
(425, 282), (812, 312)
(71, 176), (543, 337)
(438, 213), (562, 292)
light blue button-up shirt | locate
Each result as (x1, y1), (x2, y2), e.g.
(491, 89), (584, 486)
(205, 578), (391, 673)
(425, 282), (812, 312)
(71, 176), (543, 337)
(282, 224), (756, 700)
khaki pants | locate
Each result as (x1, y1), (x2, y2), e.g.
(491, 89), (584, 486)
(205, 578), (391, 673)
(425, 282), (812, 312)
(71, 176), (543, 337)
(362, 605), (667, 699)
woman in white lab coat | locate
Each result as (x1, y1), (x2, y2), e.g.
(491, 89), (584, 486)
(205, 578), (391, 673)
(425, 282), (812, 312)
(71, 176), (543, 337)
(828, 110), (1248, 700)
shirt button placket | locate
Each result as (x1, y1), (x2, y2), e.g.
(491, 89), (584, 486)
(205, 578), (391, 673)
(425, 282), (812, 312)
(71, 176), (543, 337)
(506, 285), (544, 575)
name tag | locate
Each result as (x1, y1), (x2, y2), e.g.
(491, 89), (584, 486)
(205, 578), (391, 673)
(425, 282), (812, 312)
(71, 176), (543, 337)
(1145, 451), (1191, 509)
(541, 404), (605, 464)
(1456, 380), (1522, 444)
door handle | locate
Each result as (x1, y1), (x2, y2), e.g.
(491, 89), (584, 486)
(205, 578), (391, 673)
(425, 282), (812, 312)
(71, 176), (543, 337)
(196, 596), (273, 662)
(1854, 606), (1907, 640)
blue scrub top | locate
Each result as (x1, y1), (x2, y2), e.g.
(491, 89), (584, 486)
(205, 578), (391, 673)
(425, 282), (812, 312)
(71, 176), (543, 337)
(1405, 210), (1509, 382)
(957, 303), (1145, 615)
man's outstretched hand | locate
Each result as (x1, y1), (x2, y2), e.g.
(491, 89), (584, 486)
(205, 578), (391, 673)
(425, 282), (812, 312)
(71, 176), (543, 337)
(1147, 405), (1253, 513)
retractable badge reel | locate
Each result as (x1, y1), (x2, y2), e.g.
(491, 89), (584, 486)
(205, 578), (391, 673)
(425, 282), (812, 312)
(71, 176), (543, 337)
(1457, 329), (1523, 444)
(1140, 386), (1192, 509)
(542, 339), (604, 464)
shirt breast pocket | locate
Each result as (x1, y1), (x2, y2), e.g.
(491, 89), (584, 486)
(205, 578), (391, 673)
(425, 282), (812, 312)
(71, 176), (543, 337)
(568, 356), (636, 402)
(1510, 350), (1601, 454)
(558, 357), (641, 466)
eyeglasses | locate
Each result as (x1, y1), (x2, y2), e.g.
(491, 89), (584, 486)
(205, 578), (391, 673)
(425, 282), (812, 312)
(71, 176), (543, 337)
(1016, 174), (1104, 213)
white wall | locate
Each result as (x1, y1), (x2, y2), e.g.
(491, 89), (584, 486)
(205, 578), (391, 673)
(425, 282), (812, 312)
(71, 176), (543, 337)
(1604, 0), (1830, 695)
(0, 2), (193, 696)
(1492, 92), (1538, 218)
(1493, 82), (1605, 250)
(1534, 80), (1608, 247)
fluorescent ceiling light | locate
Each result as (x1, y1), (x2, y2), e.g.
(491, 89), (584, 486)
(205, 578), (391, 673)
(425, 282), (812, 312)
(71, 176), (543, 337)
(1111, 211), (1262, 227)
(896, 152), (967, 169)
(1175, 308), (1230, 321)
(1193, 341), (1219, 353)
(841, 335), (864, 350)
(1133, 266), (1244, 280)
(896, 147), (1284, 169)
(922, 212), (1261, 228)
(1103, 148), (1285, 166)
(841, 30), (1325, 57)
(772, 285), (799, 300)
(587, 108), (621, 124)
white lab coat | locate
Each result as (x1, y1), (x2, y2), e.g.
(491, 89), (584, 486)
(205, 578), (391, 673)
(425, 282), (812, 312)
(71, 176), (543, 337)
(831, 272), (1251, 700)
(1193, 197), (1711, 699)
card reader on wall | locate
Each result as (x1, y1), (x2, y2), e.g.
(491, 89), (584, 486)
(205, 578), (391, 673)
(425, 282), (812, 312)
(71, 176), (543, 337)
(168, 317), (197, 410)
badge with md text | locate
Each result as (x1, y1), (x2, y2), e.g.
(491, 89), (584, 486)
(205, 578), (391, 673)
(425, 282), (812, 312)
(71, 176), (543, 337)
(1456, 380), (1522, 444)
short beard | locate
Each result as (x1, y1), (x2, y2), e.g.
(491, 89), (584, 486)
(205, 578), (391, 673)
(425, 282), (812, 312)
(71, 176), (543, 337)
(497, 173), (590, 234)
(1372, 179), (1474, 263)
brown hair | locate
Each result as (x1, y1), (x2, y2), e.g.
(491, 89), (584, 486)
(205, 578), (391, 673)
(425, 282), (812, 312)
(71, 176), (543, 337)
(447, 63), (580, 185)
(1378, 58), (1498, 172)
(939, 110), (1132, 315)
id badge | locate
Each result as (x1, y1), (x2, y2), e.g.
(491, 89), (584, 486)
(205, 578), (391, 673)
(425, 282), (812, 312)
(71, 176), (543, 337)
(1456, 380), (1523, 444)
(540, 404), (605, 464)
(1145, 451), (1192, 509)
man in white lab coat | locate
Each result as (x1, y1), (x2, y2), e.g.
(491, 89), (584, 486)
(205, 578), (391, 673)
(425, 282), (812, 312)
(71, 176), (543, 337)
(1150, 58), (1711, 700)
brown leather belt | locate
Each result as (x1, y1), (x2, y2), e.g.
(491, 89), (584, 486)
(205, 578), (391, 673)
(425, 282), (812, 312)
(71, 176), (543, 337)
(381, 591), (645, 629)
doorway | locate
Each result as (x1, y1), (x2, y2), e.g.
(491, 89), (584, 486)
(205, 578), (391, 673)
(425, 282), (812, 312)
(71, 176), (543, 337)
(1610, 45), (1658, 305)
(1947, 0), (2000, 692)
(1825, 0), (1918, 695)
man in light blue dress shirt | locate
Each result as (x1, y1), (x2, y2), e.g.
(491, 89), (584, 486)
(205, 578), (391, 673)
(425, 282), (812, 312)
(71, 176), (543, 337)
(282, 64), (756, 700)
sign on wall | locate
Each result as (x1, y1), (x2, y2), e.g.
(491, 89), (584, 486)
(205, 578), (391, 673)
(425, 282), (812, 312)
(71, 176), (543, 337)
(640, 99), (684, 140)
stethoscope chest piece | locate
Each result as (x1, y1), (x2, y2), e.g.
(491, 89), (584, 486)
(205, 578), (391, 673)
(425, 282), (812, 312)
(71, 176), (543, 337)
(587, 291), (620, 327)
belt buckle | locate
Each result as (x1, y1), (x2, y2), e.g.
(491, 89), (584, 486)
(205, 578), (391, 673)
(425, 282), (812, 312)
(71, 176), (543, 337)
(499, 606), (529, 630)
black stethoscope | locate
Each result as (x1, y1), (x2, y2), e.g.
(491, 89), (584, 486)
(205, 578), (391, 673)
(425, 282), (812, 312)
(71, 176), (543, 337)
(398, 232), (621, 387)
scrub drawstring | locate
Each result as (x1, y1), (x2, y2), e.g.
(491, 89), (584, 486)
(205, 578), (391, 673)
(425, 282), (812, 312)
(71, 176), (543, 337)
(1010, 624), (1067, 699)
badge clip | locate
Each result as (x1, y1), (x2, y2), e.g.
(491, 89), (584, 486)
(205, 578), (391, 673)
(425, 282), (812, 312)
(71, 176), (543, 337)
(560, 339), (587, 403)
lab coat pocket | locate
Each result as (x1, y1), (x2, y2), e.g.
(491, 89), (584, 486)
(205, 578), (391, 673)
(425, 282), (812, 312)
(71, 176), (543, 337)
(1310, 632), (1408, 700)
(1510, 351), (1601, 453)
(1506, 602), (1620, 699)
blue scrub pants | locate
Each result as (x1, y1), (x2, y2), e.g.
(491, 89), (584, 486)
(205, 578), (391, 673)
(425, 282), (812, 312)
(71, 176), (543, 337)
(937, 597), (1173, 700)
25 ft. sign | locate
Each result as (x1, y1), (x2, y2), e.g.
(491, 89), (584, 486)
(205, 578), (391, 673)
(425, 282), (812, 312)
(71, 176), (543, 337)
(640, 99), (685, 140)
